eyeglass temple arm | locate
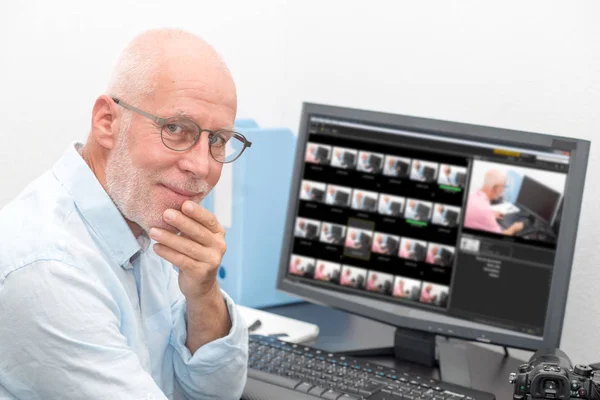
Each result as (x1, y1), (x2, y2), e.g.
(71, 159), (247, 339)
(112, 97), (163, 124)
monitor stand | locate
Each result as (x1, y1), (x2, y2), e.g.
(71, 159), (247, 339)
(336, 327), (473, 388)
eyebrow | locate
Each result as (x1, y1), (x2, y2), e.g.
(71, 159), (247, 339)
(172, 110), (234, 131)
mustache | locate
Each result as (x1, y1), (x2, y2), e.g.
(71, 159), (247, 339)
(161, 179), (214, 195)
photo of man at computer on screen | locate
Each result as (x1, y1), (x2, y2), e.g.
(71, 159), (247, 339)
(398, 238), (428, 262)
(299, 180), (327, 203)
(437, 164), (468, 188)
(313, 260), (342, 283)
(383, 155), (411, 178)
(351, 189), (379, 213)
(339, 265), (367, 289)
(464, 160), (566, 244)
(404, 198), (433, 222)
(344, 227), (373, 260)
(357, 151), (384, 174)
(420, 282), (449, 308)
(289, 254), (316, 278)
(330, 146), (358, 169)
(425, 243), (456, 267)
(319, 222), (346, 246)
(366, 271), (394, 295)
(305, 142), (332, 165)
(325, 184), (352, 208)
(431, 203), (462, 228)
(410, 159), (439, 183)
(371, 232), (401, 256)
(377, 194), (405, 217)
(294, 217), (321, 241)
(393, 276), (422, 301)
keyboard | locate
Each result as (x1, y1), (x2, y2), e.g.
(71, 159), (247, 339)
(243, 335), (495, 400)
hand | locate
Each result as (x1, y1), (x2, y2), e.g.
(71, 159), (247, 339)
(495, 211), (505, 219)
(507, 221), (524, 235)
(149, 201), (226, 302)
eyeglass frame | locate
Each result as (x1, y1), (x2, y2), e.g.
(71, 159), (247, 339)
(111, 97), (252, 164)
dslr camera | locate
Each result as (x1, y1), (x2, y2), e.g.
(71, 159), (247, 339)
(510, 349), (600, 399)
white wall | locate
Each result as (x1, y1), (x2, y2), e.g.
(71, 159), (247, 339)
(1, 0), (599, 363)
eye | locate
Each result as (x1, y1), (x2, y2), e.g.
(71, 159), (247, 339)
(165, 123), (185, 136)
(209, 133), (227, 147)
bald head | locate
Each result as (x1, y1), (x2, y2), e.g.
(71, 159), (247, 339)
(107, 28), (236, 107)
(482, 169), (507, 201)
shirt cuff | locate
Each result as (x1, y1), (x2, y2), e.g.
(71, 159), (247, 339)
(170, 289), (248, 374)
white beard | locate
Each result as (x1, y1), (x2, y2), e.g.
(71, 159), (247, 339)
(105, 121), (213, 234)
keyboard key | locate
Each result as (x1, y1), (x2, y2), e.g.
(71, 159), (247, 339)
(358, 381), (386, 396)
(295, 382), (313, 393)
(321, 389), (343, 399)
(338, 395), (361, 400)
(308, 386), (328, 397)
(248, 369), (301, 389)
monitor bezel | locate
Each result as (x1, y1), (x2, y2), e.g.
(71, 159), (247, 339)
(277, 102), (589, 350)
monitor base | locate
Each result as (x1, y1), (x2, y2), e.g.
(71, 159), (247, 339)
(336, 327), (473, 387)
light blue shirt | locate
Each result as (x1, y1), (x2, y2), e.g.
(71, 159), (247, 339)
(0, 144), (248, 399)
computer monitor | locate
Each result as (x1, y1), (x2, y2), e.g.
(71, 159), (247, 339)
(516, 175), (562, 224)
(278, 102), (589, 363)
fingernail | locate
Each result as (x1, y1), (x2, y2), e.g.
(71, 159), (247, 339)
(183, 202), (194, 214)
(149, 228), (161, 239)
(164, 209), (176, 221)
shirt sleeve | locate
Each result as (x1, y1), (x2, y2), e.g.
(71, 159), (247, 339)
(0, 260), (169, 400)
(167, 265), (248, 400)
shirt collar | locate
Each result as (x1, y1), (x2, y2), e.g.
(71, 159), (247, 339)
(52, 143), (142, 269)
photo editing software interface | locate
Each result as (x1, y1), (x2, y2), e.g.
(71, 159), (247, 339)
(287, 115), (570, 337)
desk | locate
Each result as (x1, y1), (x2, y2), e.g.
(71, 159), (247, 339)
(264, 302), (529, 399)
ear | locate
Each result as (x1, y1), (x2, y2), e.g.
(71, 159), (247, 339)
(90, 95), (120, 150)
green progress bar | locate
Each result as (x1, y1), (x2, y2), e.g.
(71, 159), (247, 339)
(439, 185), (462, 192)
(406, 219), (428, 227)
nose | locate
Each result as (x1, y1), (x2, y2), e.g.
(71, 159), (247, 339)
(178, 133), (212, 179)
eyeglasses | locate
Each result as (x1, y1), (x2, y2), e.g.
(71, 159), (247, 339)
(112, 97), (252, 163)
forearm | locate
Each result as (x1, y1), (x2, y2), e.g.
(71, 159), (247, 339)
(185, 283), (232, 354)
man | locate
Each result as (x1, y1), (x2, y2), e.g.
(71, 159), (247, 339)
(439, 165), (456, 185)
(384, 158), (398, 177)
(300, 182), (313, 200)
(464, 169), (524, 235)
(411, 160), (424, 180)
(305, 144), (317, 163)
(421, 284), (434, 303)
(405, 199), (418, 219)
(432, 204), (446, 225)
(399, 240), (413, 259)
(352, 191), (364, 210)
(426, 245), (440, 264)
(325, 186), (337, 205)
(358, 152), (374, 173)
(0, 29), (248, 399)
(295, 219), (307, 238)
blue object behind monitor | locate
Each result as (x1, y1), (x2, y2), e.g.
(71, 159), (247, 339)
(202, 122), (301, 308)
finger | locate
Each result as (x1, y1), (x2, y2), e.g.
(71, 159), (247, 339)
(153, 242), (199, 272)
(163, 209), (216, 246)
(150, 227), (220, 263)
(181, 201), (224, 234)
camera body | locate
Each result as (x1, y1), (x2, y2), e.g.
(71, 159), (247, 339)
(510, 349), (600, 399)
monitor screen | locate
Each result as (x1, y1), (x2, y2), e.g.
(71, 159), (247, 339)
(278, 103), (589, 350)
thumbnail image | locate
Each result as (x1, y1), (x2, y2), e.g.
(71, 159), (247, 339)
(460, 237), (481, 253)
(305, 142), (332, 165)
(300, 180), (327, 202)
(409, 159), (439, 183)
(464, 160), (566, 243)
(377, 194), (405, 217)
(313, 260), (342, 283)
(351, 189), (379, 213)
(325, 184), (353, 208)
(340, 265), (367, 289)
(357, 151), (385, 174)
(425, 243), (456, 267)
(365, 271), (394, 295)
(420, 282), (449, 308)
(398, 238), (428, 262)
(371, 232), (401, 256)
(320, 222), (347, 246)
(344, 227), (373, 250)
(438, 164), (468, 188)
(383, 155), (411, 178)
(331, 146), (358, 169)
(288, 254), (316, 278)
(404, 198), (433, 221)
(392, 276), (422, 301)
(431, 203), (462, 228)
(294, 217), (321, 240)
